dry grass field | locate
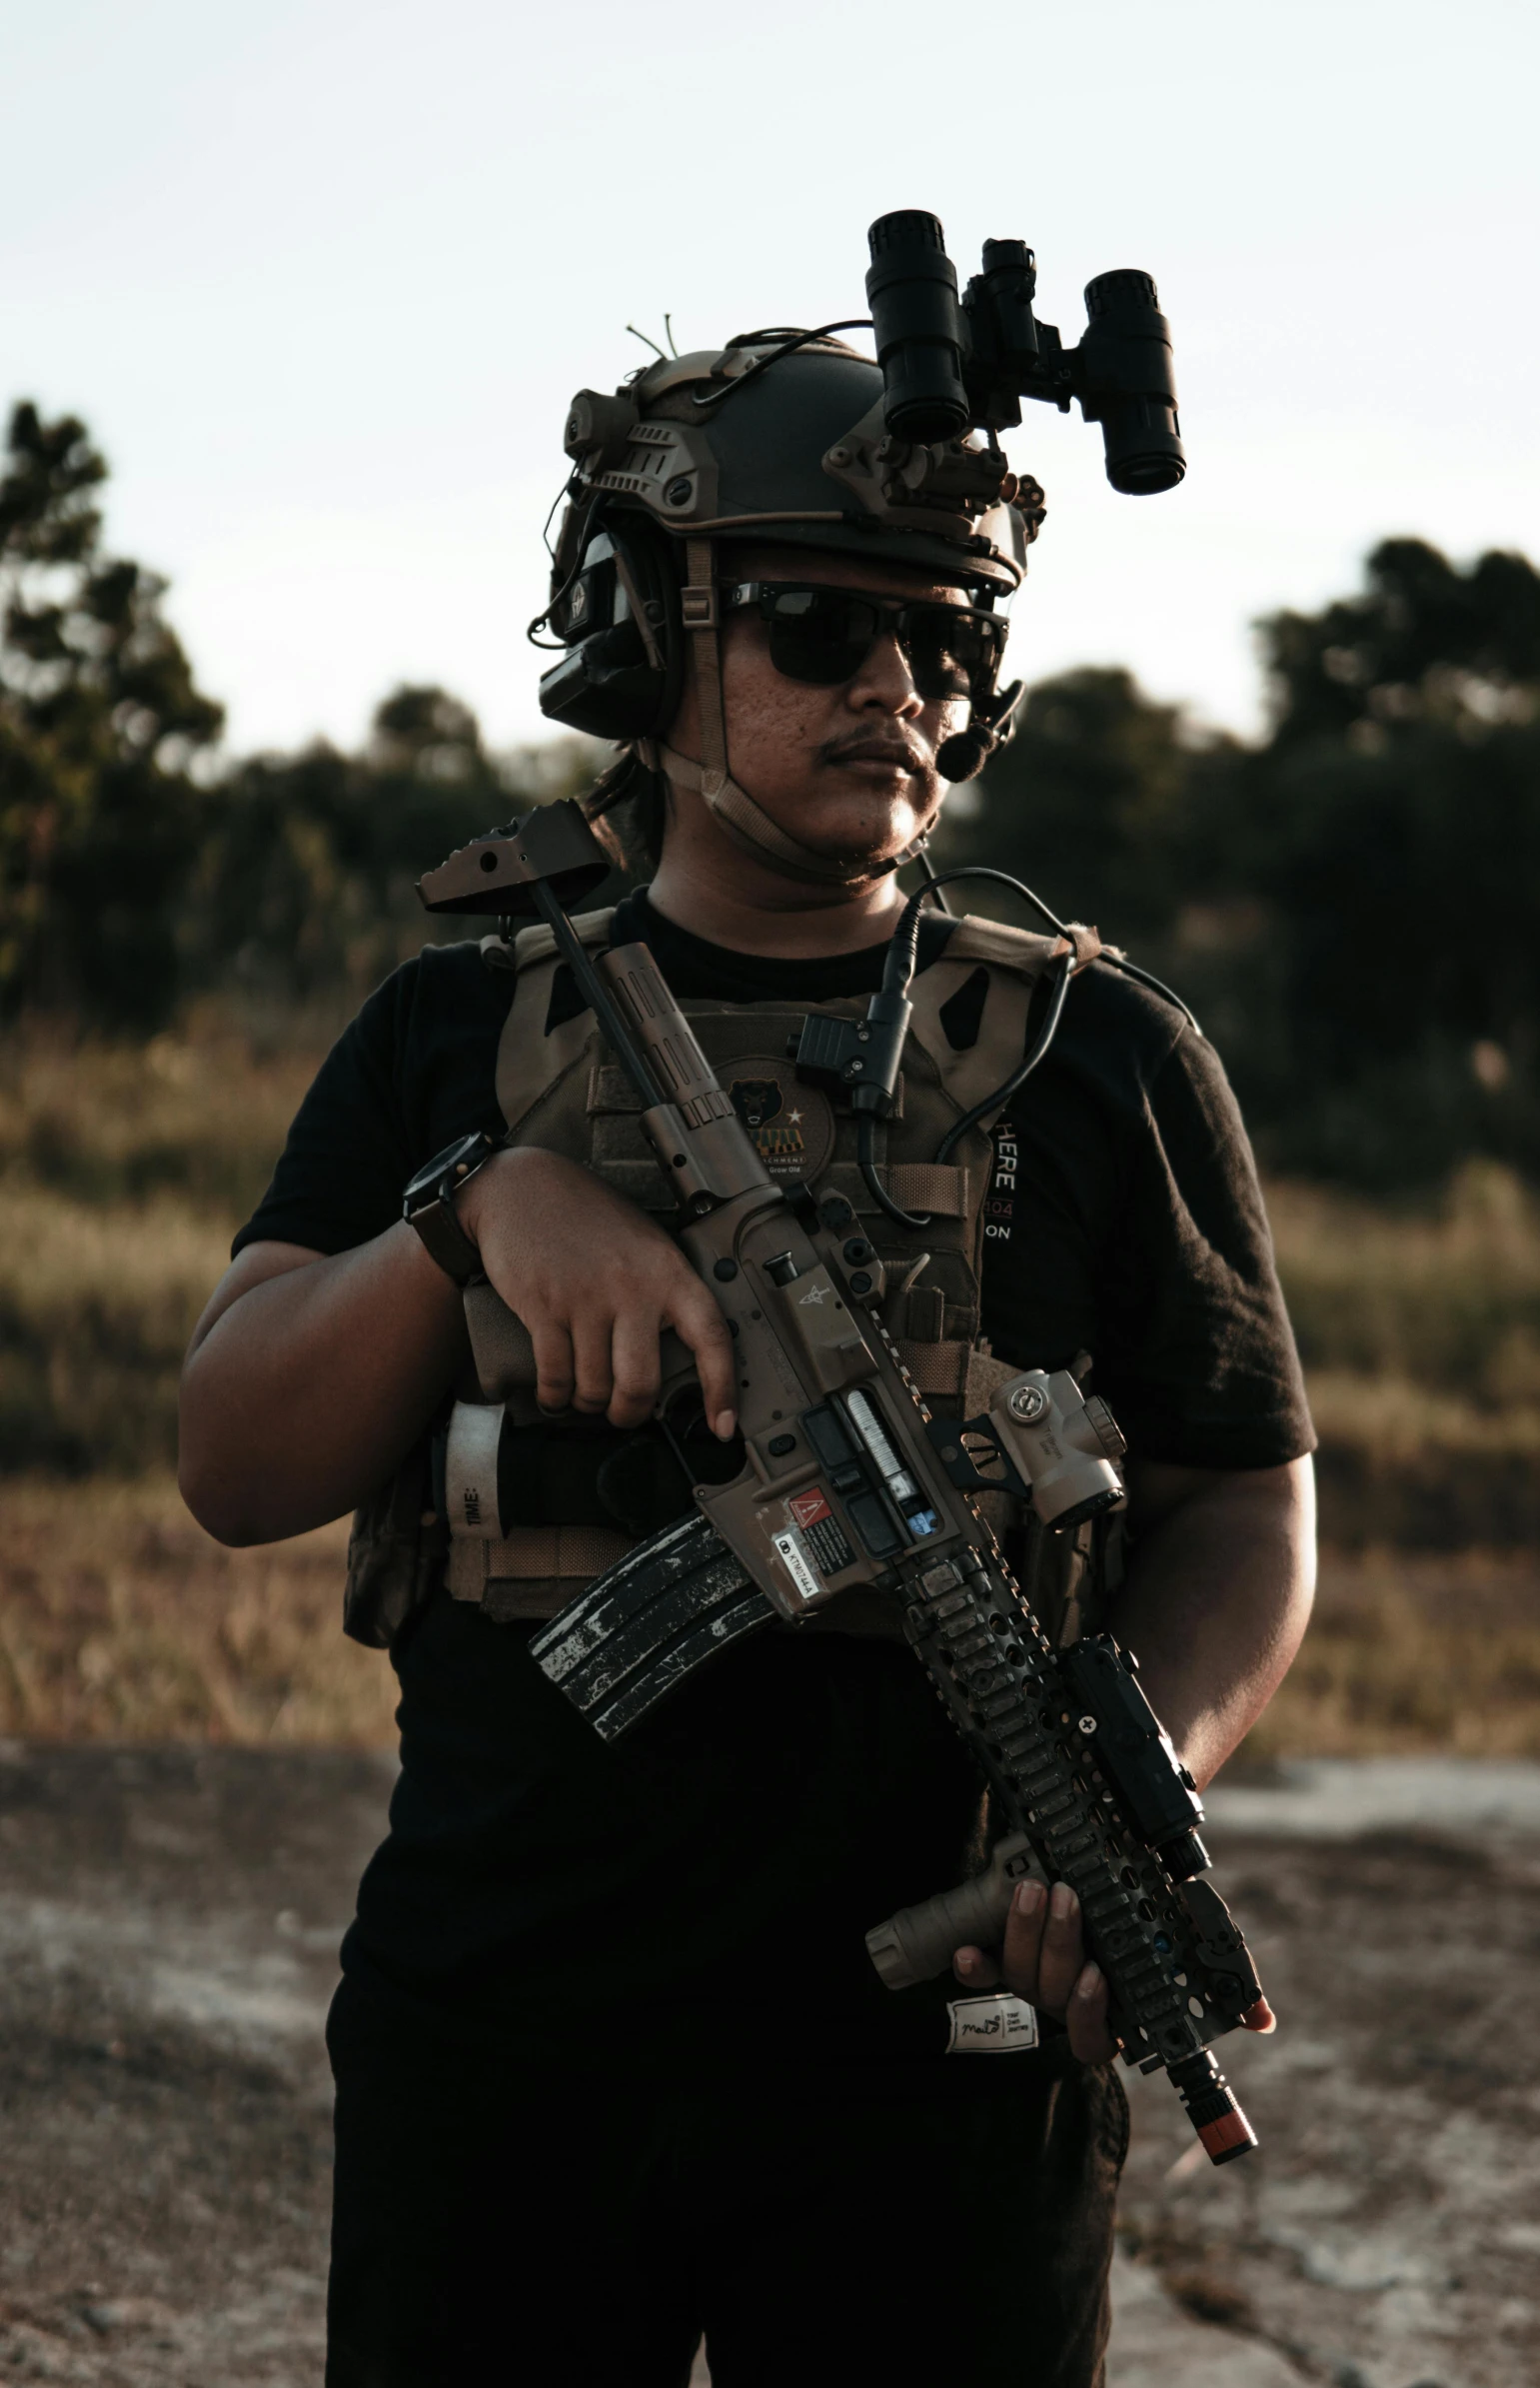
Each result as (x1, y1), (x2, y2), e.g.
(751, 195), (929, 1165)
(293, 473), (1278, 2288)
(0, 1024), (319, 1475)
(1240, 1544), (1540, 1758)
(2, 1479), (1537, 1755)
(2, 1020), (1538, 1753)
(0, 1476), (395, 1746)
(1270, 1168), (1540, 1548)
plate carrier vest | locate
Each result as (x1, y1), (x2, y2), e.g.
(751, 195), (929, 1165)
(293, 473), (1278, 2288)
(344, 909), (1121, 1653)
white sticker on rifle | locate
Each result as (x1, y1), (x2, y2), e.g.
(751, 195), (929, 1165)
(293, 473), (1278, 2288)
(945, 1994), (1039, 2053)
(771, 1527), (823, 1609)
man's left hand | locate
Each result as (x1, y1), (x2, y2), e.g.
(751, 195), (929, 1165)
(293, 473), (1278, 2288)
(952, 1878), (1277, 2065)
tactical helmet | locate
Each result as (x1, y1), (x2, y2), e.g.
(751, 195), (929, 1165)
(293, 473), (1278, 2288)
(536, 331), (1045, 884)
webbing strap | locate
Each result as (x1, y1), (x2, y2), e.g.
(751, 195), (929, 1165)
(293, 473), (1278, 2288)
(447, 1525), (635, 1603)
(681, 539), (729, 790)
(480, 1576), (596, 1623)
(663, 538), (922, 889)
(892, 1339), (1030, 1411)
(660, 742), (873, 887)
(895, 1338), (973, 1397)
(885, 1163), (970, 1217)
(1056, 924), (1103, 969)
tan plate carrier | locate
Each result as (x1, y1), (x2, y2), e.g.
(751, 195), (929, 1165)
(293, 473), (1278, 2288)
(345, 911), (1118, 1650)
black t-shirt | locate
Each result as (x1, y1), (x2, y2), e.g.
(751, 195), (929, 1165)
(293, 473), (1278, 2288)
(237, 892), (1312, 2079)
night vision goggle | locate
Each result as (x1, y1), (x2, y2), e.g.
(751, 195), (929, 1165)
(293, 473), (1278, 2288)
(864, 210), (1184, 495)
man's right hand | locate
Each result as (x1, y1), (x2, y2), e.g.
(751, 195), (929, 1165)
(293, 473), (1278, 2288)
(458, 1148), (737, 1437)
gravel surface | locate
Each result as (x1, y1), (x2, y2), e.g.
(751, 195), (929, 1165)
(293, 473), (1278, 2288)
(0, 1744), (384, 2384)
(1, 1741), (1535, 2387)
(1117, 1763), (1540, 2387)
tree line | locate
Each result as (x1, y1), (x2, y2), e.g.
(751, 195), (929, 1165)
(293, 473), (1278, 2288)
(3, 400), (1537, 1188)
(0, 403), (594, 1029)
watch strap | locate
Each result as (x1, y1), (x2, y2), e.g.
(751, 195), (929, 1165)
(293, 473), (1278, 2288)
(405, 1134), (498, 1286)
(409, 1188), (484, 1286)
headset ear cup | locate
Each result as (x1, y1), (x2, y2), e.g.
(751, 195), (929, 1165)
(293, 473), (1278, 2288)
(611, 520), (685, 736)
(537, 517), (683, 743)
(538, 623), (661, 741)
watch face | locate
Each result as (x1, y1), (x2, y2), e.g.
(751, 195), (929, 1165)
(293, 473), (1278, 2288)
(404, 1132), (493, 1209)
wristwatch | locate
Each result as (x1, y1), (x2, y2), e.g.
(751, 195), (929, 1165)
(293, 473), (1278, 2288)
(403, 1132), (500, 1285)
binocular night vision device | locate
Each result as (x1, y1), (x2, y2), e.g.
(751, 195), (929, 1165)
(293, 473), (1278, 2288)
(865, 210), (1184, 497)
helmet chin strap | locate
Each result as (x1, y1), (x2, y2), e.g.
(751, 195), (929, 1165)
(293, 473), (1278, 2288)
(647, 539), (929, 890)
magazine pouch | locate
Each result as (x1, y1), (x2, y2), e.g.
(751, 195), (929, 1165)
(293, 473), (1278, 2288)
(343, 1437), (449, 1649)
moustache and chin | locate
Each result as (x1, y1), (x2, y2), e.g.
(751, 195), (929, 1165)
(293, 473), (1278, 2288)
(818, 732), (932, 780)
(788, 736), (941, 867)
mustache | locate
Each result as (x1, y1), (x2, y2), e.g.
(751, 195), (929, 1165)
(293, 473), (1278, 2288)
(817, 731), (929, 774)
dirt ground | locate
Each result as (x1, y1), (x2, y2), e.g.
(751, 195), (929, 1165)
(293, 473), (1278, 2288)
(1, 1743), (1536, 2388)
(1115, 1761), (1540, 2388)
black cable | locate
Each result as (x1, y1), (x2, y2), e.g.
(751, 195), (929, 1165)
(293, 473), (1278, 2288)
(857, 1113), (933, 1231)
(1096, 954), (1202, 1036)
(923, 867), (1200, 1034)
(853, 864), (1199, 1228)
(881, 888), (928, 1000)
(910, 840), (953, 915)
(899, 863), (1071, 942)
(858, 946), (1071, 1227)
(934, 947), (1072, 1164)
(857, 866), (1066, 1228)
(690, 321), (874, 412)
(527, 481), (596, 649)
(889, 863), (1202, 1038)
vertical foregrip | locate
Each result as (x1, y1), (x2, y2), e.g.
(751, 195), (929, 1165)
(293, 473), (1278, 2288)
(900, 1541), (1259, 2160)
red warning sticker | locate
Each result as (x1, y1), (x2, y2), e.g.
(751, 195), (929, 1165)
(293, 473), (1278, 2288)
(789, 1486), (832, 1530)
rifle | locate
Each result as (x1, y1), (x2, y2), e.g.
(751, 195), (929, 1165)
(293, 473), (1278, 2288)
(420, 802), (1264, 2164)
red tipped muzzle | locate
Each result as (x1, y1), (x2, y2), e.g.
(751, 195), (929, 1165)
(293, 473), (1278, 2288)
(1168, 2047), (1260, 2166)
(1196, 2103), (1259, 2165)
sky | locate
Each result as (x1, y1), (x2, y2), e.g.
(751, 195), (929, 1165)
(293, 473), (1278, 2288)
(2, 0), (1536, 760)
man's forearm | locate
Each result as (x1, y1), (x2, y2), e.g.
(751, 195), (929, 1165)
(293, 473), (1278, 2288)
(1107, 1456), (1316, 1790)
(179, 1224), (469, 1545)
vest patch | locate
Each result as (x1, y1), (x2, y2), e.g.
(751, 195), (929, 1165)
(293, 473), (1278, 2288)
(725, 1061), (835, 1182)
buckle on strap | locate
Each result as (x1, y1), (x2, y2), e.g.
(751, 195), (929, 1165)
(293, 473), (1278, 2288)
(681, 582), (719, 630)
(1054, 922), (1103, 970)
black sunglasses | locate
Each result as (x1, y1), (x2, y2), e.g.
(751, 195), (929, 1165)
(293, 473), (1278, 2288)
(721, 582), (1006, 703)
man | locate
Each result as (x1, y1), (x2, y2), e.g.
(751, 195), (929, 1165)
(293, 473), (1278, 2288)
(180, 330), (1314, 2386)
